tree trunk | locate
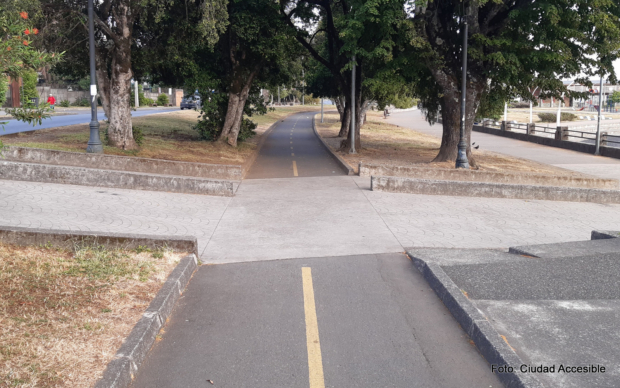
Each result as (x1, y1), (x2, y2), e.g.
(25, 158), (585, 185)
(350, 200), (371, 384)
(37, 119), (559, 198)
(334, 95), (344, 121)
(106, 43), (136, 150)
(432, 77), (484, 167)
(92, 2), (136, 150)
(338, 103), (351, 137)
(339, 91), (362, 153)
(219, 64), (261, 147)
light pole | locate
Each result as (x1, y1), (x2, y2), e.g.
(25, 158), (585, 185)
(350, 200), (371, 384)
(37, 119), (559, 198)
(595, 75), (604, 155)
(455, 19), (469, 168)
(321, 98), (324, 123)
(350, 55), (356, 154)
(86, 0), (103, 153)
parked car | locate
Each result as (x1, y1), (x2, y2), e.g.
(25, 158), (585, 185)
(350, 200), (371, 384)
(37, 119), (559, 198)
(180, 96), (201, 110)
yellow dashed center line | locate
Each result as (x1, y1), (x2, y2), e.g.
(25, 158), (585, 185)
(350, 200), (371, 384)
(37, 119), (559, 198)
(302, 267), (325, 388)
(293, 161), (298, 177)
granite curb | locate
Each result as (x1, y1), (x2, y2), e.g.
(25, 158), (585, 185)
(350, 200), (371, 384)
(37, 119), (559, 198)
(94, 254), (198, 388)
(359, 162), (618, 189)
(2, 146), (243, 180)
(372, 176), (620, 203)
(407, 250), (545, 388)
(0, 225), (199, 257)
(0, 160), (235, 196)
(311, 113), (355, 175)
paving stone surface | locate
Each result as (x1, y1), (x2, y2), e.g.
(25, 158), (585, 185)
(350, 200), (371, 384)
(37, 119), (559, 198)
(0, 180), (231, 256)
(2, 176), (620, 262)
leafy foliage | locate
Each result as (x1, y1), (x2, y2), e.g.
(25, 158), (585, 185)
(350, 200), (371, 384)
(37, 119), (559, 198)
(20, 69), (38, 106)
(156, 93), (169, 106)
(0, 5), (60, 78)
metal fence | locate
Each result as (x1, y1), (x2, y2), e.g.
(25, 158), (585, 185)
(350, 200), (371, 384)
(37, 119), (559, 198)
(479, 120), (620, 149)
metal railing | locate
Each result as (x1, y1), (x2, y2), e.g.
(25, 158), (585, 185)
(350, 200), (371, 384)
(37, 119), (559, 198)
(479, 120), (620, 149)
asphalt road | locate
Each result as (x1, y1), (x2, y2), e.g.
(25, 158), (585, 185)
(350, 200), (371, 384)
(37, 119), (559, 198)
(245, 112), (347, 178)
(130, 253), (502, 388)
(0, 107), (178, 136)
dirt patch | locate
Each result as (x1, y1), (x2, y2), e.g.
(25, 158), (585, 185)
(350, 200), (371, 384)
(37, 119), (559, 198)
(0, 243), (186, 388)
(2, 106), (321, 166)
(316, 111), (585, 176)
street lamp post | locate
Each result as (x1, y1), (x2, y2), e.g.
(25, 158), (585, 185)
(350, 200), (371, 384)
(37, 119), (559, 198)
(455, 19), (469, 169)
(595, 75), (604, 156)
(350, 55), (356, 154)
(86, 0), (103, 153)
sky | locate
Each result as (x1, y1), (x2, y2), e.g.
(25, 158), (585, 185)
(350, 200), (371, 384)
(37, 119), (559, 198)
(615, 59), (620, 79)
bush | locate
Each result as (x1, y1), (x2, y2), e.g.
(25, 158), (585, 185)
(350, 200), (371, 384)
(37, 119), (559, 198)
(538, 112), (576, 122)
(0, 76), (8, 106)
(509, 102), (531, 109)
(58, 99), (70, 107)
(70, 97), (90, 107)
(132, 126), (144, 146)
(156, 94), (169, 106)
(104, 125), (144, 146)
(238, 118), (257, 141)
(20, 70), (39, 107)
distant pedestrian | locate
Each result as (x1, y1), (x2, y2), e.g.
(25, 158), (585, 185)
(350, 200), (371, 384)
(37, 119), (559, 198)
(384, 106), (389, 118)
(47, 94), (56, 110)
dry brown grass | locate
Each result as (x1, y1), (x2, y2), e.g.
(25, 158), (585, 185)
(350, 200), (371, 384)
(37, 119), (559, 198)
(0, 243), (186, 388)
(2, 106), (321, 165)
(316, 110), (582, 176)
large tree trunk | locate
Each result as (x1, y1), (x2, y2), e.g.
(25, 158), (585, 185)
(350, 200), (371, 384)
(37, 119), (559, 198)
(219, 64), (261, 147)
(339, 65), (363, 153)
(93, 2), (136, 150)
(338, 103), (351, 137)
(431, 69), (484, 166)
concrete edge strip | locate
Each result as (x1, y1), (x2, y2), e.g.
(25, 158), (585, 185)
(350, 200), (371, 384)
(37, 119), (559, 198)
(0, 160), (234, 197)
(311, 113), (355, 176)
(591, 230), (620, 240)
(507, 247), (540, 257)
(94, 253), (199, 388)
(3, 146), (243, 181)
(371, 176), (620, 204)
(359, 162), (619, 189)
(407, 252), (545, 388)
(0, 225), (199, 257)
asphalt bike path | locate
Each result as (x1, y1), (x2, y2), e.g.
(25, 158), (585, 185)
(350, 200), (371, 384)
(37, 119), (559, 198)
(0, 107), (177, 135)
(131, 254), (501, 388)
(130, 113), (502, 387)
(245, 112), (346, 178)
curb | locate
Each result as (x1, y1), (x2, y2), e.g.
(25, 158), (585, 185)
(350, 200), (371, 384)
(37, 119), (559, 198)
(359, 162), (618, 189)
(591, 230), (620, 240)
(0, 225), (199, 257)
(407, 251), (545, 388)
(0, 160), (234, 197)
(2, 146), (243, 180)
(94, 254), (199, 388)
(311, 113), (355, 175)
(371, 176), (620, 203)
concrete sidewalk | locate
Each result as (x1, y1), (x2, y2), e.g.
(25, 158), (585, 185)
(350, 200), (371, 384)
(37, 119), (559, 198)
(387, 110), (620, 181)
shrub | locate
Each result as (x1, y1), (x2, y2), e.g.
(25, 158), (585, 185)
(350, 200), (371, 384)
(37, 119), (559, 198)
(509, 101), (531, 109)
(71, 97), (90, 107)
(0, 76), (8, 106)
(156, 94), (169, 106)
(58, 99), (70, 107)
(20, 70), (39, 106)
(538, 112), (576, 122)
(132, 126), (144, 146)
